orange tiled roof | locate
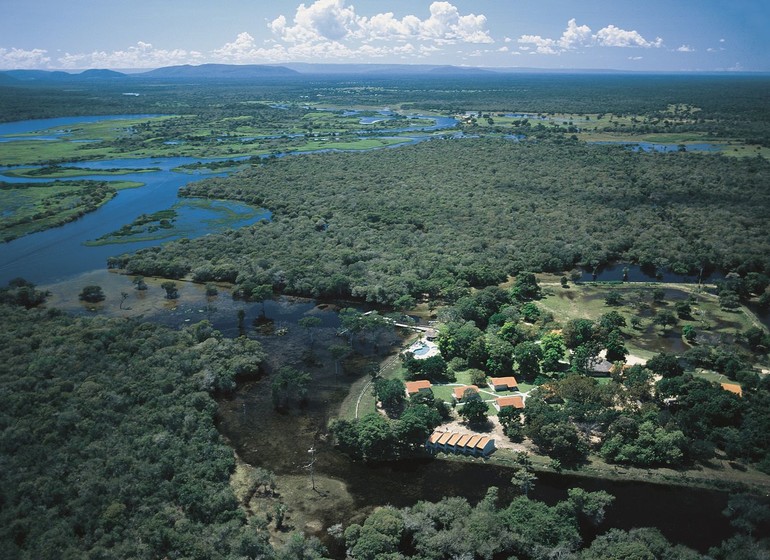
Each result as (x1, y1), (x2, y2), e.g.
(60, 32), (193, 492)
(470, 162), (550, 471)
(453, 385), (479, 400)
(467, 435), (481, 448)
(405, 380), (432, 394)
(475, 436), (490, 449)
(490, 376), (518, 388)
(447, 433), (462, 446)
(496, 395), (525, 409)
(437, 432), (453, 445)
(456, 434), (472, 447)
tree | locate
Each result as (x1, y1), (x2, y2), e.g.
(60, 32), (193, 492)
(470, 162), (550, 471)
(540, 331), (567, 372)
(719, 290), (741, 310)
(514, 341), (542, 380)
(758, 291), (770, 312)
(510, 452), (537, 496)
(563, 318), (594, 349)
(251, 284), (273, 313)
(723, 493), (770, 537)
(520, 302), (541, 323)
(529, 420), (589, 467)
(329, 344), (349, 378)
(484, 334), (515, 376)
(605, 329), (628, 363)
(467, 368), (488, 387)
(653, 309), (678, 331)
(79, 285), (105, 303)
(394, 404), (441, 452)
(675, 301), (692, 319)
(565, 488), (615, 525)
(511, 272), (541, 301)
(498, 406), (524, 442)
(298, 316), (322, 346)
(161, 281), (179, 299)
(0, 279), (48, 308)
(270, 366), (311, 409)
(132, 275), (147, 290)
(598, 310), (627, 336)
(345, 506), (404, 560)
(646, 353), (683, 378)
(205, 283), (218, 296)
(459, 397), (489, 428)
(683, 324), (697, 343)
(604, 290), (623, 306)
(356, 413), (396, 462)
(374, 378), (406, 417)
(570, 342), (600, 375)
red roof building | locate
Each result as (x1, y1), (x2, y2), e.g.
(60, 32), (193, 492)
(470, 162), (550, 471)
(494, 395), (525, 411)
(488, 376), (519, 391)
(405, 379), (433, 396)
(453, 385), (479, 402)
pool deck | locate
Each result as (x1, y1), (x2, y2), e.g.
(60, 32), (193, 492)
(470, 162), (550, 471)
(406, 339), (440, 359)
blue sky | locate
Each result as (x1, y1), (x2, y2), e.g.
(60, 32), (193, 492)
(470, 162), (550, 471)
(1, 0), (767, 71)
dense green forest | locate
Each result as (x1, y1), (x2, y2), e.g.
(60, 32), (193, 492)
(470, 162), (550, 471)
(8, 302), (766, 559)
(0, 303), (276, 559)
(112, 138), (770, 305)
(341, 487), (770, 560)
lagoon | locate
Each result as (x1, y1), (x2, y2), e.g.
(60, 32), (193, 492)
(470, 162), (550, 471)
(0, 152), (268, 285)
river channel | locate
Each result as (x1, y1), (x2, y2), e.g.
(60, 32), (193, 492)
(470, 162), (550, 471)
(0, 113), (461, 285)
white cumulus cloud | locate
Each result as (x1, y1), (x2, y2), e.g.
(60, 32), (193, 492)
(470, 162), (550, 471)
(595, 25), (662, 48)
(519, 19), (663, 54)
(270, 0), (492, 47)
(0, 47), (51, 69)
(676, 45), (695, 52)
(58, 42), (202, 69)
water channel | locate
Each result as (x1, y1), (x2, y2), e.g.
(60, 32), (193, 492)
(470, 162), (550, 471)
(0, 113), (458, 285)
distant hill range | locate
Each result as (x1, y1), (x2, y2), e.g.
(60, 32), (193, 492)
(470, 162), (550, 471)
(137, 63), (300, 79)
(0, 62), (632, 84)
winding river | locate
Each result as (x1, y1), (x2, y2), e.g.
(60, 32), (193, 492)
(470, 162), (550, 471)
(0, 113), (458, 285)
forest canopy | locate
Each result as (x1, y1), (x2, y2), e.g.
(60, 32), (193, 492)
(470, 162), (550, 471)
(0, 305), (269, 559)
(114, 138), (770, 305)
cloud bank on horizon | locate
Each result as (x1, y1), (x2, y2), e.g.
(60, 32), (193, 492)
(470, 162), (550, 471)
(0, 0), (764, 72)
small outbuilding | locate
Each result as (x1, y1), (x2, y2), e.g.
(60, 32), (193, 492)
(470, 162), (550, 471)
(588, 358), (613, 376)
(426, 430), (495, 457)
(488, 376), (518, 392)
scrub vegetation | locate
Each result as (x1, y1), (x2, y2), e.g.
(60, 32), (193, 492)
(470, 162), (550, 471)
(0, 179), (141, 241)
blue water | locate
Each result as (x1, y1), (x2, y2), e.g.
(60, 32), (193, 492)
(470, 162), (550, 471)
(0, 150), (267, 285)
(0, 111), (459, 286)
(0, 114), (163, 137)
(589, 141), (723, 153)
(581, 263), (724, 284)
